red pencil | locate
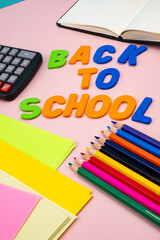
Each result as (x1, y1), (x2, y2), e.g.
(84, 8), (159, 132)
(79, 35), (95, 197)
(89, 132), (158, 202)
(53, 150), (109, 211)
(81, 153), (160, 205)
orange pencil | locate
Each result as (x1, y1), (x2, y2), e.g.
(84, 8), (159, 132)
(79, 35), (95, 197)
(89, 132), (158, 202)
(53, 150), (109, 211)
(101, 131), (160, 168)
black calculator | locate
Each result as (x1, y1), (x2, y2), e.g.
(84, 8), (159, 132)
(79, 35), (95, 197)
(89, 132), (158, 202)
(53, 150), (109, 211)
(0, 45), (42, 100)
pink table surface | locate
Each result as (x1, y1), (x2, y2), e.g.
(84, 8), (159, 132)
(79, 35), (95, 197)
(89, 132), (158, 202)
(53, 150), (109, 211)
(0, 0), (160, 239)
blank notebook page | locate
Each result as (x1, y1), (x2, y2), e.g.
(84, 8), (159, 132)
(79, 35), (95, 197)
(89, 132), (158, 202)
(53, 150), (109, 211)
(123, 0), (160, 35)
(58, 0), (148, 36)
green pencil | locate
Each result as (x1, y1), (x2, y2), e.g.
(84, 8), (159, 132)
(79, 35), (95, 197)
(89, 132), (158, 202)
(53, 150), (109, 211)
(69, 163), (160, 227)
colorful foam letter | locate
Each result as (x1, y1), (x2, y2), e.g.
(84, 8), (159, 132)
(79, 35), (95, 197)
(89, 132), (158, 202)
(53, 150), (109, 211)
(63, 94), (89, 117)
(69, 46), (90, 65)
(20, 98), (41, 120)
(109, 95), (137, 120)
(93, 45), (116, 64)
(132, 97), (152, 124)
(85, 95), (112, 118)
(117, 45), (147, 66)
(78, 67), (98, 89)
(42, 96), (66, 118)
(48, 50), (68, 69)
(96, 68), (120, 90)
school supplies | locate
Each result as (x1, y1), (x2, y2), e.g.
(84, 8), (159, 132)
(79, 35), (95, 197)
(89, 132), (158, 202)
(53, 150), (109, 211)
(0, 170), (76, 240)
(91, 142), (160, 185)
(95, 136), (160, 176)
(0, 45), (42, 100)
(0, 183), (40, 240)
(0, 138), (92, 215)
(75, 158), (160, 215)
(102, 131), (160, 167)
(109, 126), (160, 158)
(57, 0), (160, 44)
(0, 114), (75, 170)
(81, 153), (160, 205)
(112, 121), (160, 149)
(86, 148), (160, 195)
(69, 163), (160, 227)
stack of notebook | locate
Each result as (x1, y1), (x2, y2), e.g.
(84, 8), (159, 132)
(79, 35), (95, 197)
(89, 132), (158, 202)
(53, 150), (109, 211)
(0, 114), (92, 239)
(70, 121), (160, 227)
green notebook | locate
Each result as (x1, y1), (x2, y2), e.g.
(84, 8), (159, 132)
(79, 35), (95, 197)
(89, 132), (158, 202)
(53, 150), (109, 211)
(0, 114), (75, 169)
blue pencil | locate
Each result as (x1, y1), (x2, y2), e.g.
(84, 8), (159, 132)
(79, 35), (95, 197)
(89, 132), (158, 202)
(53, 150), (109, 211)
(95, 136), (160, 176)
(112, 121), (160, 150)
(108, 126), (160, 159)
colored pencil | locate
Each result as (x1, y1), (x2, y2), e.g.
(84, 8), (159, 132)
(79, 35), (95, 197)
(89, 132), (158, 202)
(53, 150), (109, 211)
(91, 142), (160, 185)
(95, 136), (160, 176)
(74, 158), (160, 215)
(112, 121), (160, 150)
(108, 126), (160, 158)
(102, 131), (160, 168)
(81, 153), (160, 205)
(69, 163), (160, 227)
(86, 148), (160, 196)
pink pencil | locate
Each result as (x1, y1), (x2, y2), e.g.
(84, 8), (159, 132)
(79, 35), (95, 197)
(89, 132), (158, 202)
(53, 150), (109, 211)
(74, 158), (160, 216)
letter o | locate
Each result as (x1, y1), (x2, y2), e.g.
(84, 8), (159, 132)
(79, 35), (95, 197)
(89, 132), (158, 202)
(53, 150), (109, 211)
(109, 95), (136, 120)
(86, 95), (112, 119)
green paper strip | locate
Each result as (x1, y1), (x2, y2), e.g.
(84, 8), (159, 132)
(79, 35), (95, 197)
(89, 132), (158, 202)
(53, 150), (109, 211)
(0, 114), (75, 170)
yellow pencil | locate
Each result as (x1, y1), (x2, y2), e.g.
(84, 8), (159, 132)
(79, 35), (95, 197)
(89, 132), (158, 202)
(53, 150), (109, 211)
(86, 148), (160, 196)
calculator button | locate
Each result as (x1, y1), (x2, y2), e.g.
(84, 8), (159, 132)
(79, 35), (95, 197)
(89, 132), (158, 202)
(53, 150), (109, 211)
(18, 50), (36, 60)
(20, 59), (30, 68)
(7, 75), (18, 84)
(1, 83), (12, 93)
(0, 54), (4, 62)
(11, 58), (21, 66)
(14, 67), (25, 76)
(5, 65), (15, 74)
(1, 47), (10, 55)
(0, 73), (9, 82)
(0, 63), (6, 72)
(3, 56), (13, 64)
(9, 49), (19, 56)
(0, 82), (3, 88)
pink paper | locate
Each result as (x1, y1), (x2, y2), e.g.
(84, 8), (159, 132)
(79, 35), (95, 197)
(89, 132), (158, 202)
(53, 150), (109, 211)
(0, 183), (40, 240)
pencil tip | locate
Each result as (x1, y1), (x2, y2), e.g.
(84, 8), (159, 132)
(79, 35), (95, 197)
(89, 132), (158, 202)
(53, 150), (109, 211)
(86, 147), (89, 150)
(94, 136), (100, 139)
(80, 152), (85, 155)
(101, 130), (104, 133)
(68, 163), (72, 166)
(73, 157), (76, 160)
(111, 121), (117, 124)
(107, 126), (111, 130)
(90, 142), (94, 145)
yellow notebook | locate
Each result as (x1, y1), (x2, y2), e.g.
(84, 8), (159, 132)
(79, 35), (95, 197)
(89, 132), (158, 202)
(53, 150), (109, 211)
(0, 114), (75, 170)
(0, 138), (92, 215)
(0, 170), (76, 240)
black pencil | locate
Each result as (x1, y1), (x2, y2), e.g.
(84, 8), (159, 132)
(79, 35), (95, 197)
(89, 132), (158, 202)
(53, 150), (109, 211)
(91, 142), (160, 186)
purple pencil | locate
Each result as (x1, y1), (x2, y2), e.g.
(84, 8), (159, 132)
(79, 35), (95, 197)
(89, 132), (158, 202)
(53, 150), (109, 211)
(74, 158), (160, 216)
(112, 121), (160, 149)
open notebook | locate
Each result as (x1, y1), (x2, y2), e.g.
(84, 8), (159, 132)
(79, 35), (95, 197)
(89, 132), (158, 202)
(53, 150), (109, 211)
(0, 170), (76, 240)
(57, 0), (160, 44)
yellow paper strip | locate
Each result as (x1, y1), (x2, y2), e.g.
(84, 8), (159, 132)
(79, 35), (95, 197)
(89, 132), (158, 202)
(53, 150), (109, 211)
(0, 139), (92, 215)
